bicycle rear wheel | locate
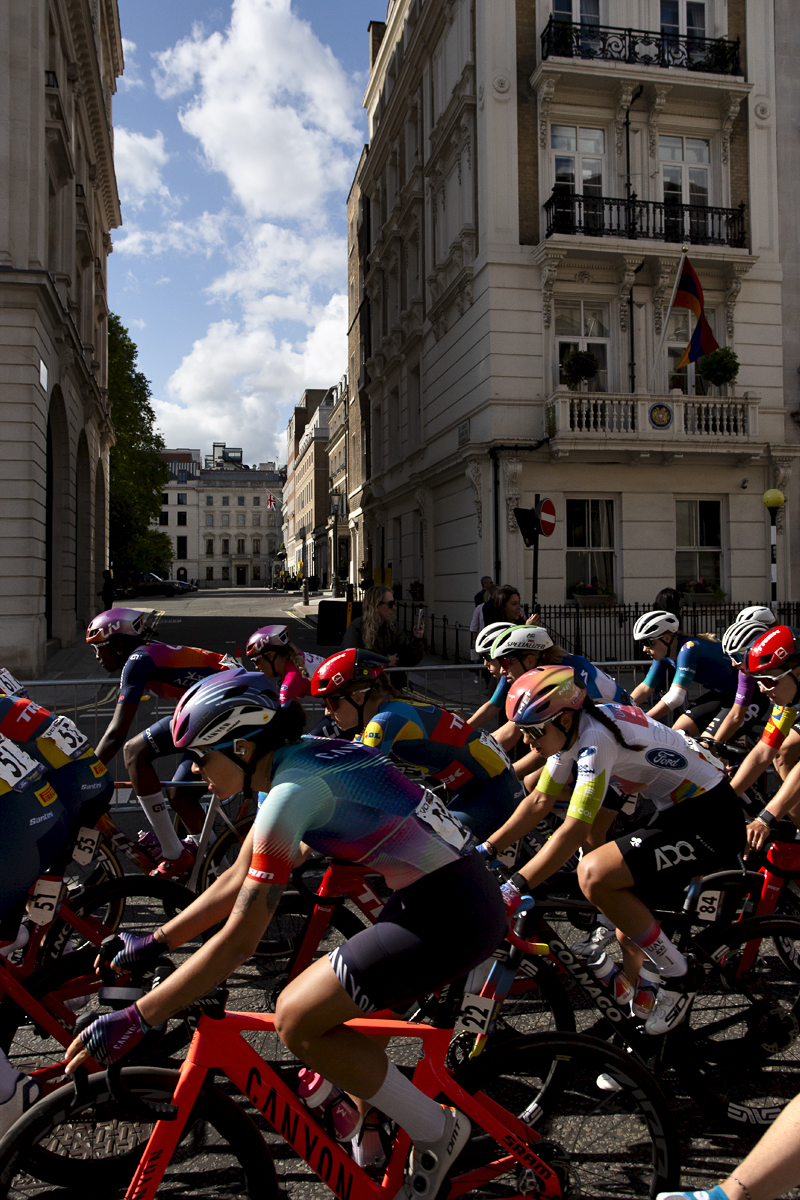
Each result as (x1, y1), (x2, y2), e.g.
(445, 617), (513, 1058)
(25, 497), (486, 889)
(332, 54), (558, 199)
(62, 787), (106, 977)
(453, 1030), (680, 1200)
(0, 1067), (278, 1196)
(678, 913), (800, 1126)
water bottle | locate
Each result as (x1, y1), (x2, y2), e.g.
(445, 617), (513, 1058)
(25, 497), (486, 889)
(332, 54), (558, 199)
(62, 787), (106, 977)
(298, 1069), (363, 1142)
(632, 962), (661, 1019)
(589, 951), (633, 1006)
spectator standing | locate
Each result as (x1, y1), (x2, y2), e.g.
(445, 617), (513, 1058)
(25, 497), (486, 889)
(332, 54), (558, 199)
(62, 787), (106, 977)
(342, 585), (424, 669)
(482, 584), (523, 629)
(474, 575), (494, 606)
(98, 570), (115, 613)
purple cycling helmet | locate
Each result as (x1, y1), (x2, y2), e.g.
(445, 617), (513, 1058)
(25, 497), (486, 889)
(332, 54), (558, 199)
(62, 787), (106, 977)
(245, 625), (291, 659)
(171, 669), (280, 753)
(86, 608), (148, 645)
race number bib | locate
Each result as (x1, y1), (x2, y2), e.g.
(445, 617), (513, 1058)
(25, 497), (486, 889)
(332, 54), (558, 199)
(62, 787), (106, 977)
(455, 991), (495, 1036)
(28, 876), (65, 926)
(0, 734), (45, 792)
(41, 716), (89, 761)
(477, 730), (513, 773)
(696, 889), (722, 922)
(72, 826), (101, 866)
(415, 789), (473, 854)
(0, 668), (26, 698)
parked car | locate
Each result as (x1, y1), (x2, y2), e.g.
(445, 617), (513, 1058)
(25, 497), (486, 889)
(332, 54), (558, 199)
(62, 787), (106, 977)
(122, 573), (184, 599)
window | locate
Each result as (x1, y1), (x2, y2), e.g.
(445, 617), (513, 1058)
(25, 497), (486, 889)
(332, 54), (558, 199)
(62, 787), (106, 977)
(676, 499), (721, 592)
(237, 496), (245, 506)
(205, 514), (214, 526)
(222, 539), (229, 554)
(253, 565), (261, 580)
(566, 499), (615, 597)
(206, 539), (214, 556)
(551, 126), (604, 198)
(253, 496), (260, 506)
(222, 496), (230, 506)
(661, 0), (706, 38)
(222, 566), (230, 581)
(555, 300), (610, 391)
(659, 135), (710, 241)
(176, 536), (187, 560)
(206, 496), (213, 506)
(177, 493), (187, 505)
(159, 511), (169, 526)
(252, 514), (261, 527)
(177, 511), (187, 526)
(237, 513), (246, 526)
(667, 309), (717, 394)
(177, 471), (187, 484)
(206, 566), (214, 581)
(221, 513), (230, 527)
(252, 539), (261, 555)
(554, 0), (600, 22)
(237, 539), (246, 554)
(161, 493), (168, 504)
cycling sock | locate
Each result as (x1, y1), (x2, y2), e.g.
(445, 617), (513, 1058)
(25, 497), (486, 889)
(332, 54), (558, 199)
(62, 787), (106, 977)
(137, 791), (184, 860)
(0, 1051), (21, 1103)
(631, 920), (687, 978)
(366, 1061), (447, 1144)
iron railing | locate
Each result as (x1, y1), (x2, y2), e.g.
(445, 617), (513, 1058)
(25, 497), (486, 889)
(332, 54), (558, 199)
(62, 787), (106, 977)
(540, 16), (742, 76)
(544, 191), (747, 248)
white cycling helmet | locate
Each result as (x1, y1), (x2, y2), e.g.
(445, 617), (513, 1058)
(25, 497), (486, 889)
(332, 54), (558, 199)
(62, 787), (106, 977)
(474, 622), (514, 658)
(491, 625), (554, 661)
(735, 605), (776, 628)
(721, 619), (772, 664)
(632, 611), (680, 642)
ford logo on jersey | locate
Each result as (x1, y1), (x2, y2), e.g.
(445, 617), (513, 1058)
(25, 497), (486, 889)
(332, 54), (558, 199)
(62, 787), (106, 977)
(645, 748), (688, 770)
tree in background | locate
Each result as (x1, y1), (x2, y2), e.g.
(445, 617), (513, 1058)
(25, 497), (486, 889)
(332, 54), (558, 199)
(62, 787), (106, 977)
(108, 314), (173, 578)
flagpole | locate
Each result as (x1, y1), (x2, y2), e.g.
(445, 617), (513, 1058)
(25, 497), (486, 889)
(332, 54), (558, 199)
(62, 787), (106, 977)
(648, 245), (688, 394)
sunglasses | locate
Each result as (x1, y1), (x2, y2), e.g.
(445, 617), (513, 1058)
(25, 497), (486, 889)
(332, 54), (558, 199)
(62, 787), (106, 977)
(325, 694), (347, 710)
(642, 637), (665, 649)
(756, 669), (794, 686)
(380, 600), (396, 609)
(517, 722), (549, 739)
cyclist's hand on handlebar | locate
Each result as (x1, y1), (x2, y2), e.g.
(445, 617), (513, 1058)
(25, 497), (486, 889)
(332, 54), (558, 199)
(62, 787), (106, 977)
(744, 817), (771, 859)
(65, 1004), (149, 1074)
(95, 931), (162, 975)
(500, 872), (532, 918)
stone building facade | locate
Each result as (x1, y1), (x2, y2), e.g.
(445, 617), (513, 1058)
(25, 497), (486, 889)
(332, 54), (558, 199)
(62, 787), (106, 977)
(349, 0), (799, 623)
(0, 0), (123, 673)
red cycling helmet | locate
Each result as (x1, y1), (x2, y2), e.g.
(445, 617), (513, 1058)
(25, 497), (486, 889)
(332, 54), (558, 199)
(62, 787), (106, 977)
(310, 649), (389, 697)
(745, 625), (800, 678)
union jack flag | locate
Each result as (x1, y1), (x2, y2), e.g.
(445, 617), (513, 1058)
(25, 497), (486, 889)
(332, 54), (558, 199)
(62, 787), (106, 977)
(267, 494), (276, 510)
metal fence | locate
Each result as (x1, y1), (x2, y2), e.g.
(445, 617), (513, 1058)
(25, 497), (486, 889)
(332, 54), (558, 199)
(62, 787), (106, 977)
(396, 601), (800, 667)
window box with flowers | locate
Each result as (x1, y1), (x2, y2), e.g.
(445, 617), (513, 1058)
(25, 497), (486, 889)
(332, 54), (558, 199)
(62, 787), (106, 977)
(680, 580), (727, 604)
(569, 580), (617, 605)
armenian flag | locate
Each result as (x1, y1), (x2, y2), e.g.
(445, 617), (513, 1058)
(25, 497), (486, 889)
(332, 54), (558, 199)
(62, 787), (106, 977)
(674, 257), (719, 367)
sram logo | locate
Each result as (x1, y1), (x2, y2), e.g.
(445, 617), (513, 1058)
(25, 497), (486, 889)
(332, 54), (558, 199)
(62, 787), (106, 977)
(654, 841), (696, 870)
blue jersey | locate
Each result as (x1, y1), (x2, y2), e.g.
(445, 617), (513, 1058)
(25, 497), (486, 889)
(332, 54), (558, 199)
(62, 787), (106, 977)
(644, 638), (737, 695)
(249, 738), (474, 892)
(560, 654), (628, 703)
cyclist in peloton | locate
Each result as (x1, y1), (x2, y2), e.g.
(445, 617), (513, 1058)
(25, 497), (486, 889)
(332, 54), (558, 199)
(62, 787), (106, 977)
(88, 608), (232, 878)
(245, 625), (324, 707)
(65, 669), (505, 1200)
(466, 621), (515, 736)
(703, 609), (777, 748)
(479, 665), (744, 1034)
(0, 670), (113, 1134)
(728, 625), (800, 820)
(310, 648), (524, 841)
(630, 610), (738, 736)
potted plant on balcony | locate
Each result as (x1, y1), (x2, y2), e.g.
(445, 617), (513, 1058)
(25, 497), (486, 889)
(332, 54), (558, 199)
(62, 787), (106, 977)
(562, 349), (599, 391)
(569, 579), (616, 606)
(697, 347), (739, 393)
(680, 578), (727, 604)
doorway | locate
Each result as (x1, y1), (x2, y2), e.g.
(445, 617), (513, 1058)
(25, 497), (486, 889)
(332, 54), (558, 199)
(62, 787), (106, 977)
(236, 566), (248, 586)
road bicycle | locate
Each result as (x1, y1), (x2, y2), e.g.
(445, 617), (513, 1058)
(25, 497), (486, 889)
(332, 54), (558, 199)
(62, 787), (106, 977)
(0, 946), (681, 1199)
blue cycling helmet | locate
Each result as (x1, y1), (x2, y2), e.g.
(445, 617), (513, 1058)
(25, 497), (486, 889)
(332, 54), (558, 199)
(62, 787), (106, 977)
(172, 669), (279, 753)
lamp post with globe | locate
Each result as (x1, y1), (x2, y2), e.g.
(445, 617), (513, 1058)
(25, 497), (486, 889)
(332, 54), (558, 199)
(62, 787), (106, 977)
(763, 489), (785, 608)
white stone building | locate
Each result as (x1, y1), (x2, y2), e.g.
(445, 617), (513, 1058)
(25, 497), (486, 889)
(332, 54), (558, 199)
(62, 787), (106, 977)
(0, 0), (123, 673)
(157, 446), (285, 587)
(350, 0), (800, 623)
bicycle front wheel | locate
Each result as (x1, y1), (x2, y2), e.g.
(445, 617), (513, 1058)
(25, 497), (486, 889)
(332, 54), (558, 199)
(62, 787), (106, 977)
(453, 1030), (680, 1200)
(0, 1066), (278, 1196)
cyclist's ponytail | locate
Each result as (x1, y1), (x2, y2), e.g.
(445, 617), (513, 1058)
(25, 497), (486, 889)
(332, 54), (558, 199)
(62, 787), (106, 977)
(581, 695), (644, 751)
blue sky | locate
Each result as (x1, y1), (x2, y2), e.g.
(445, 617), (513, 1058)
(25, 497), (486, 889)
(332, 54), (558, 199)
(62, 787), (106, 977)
(112, 0), (379, 465)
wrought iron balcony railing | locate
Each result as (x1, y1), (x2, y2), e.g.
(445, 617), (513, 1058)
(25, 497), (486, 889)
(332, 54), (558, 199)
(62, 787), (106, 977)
(541, 16), (742, 76)
(544, 191), (747, 248)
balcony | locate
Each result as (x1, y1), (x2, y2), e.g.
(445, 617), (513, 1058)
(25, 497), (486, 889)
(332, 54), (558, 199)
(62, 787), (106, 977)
(544, 192), (747, 248)
(541, 17), (741, 76)
(546, 390), (761, 452)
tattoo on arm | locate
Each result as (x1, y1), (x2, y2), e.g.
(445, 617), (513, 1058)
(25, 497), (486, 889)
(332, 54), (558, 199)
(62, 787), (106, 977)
(233, 883), (261, 917)
(264, 883), (285, 918)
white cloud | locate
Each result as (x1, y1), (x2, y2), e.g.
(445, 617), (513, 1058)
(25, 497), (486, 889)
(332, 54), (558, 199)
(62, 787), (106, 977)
(155, 276), (171, 285)
(114, 128), (171, 208)
(129, 318), (147, 329)
(152, 0), (363, 221)
(112, 211), (229, 257)
(119, 38), (145, 90)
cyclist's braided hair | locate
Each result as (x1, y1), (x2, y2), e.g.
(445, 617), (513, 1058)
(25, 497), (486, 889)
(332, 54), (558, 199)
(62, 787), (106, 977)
(581, 694), (644, 751)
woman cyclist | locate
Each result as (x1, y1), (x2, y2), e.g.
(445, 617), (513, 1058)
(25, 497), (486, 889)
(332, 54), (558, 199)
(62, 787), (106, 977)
(310, 648), (524, 841)
(703, 609), (776, 747)
(65, 669), (505, 1198)
(245, 625), (324, 707)
(480, 665), (744, 1035)
(630, 610), (738, 736)
(466, 621), (514, 733)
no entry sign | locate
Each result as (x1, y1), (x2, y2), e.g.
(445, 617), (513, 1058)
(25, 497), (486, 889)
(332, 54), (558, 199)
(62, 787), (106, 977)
(535, 498), (556, 537)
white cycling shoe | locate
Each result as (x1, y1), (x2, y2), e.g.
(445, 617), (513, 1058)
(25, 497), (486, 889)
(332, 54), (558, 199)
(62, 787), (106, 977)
(399, 1106), (471, 1200)
(645, 967), (697, 1036)
(571, 923), (615, 959)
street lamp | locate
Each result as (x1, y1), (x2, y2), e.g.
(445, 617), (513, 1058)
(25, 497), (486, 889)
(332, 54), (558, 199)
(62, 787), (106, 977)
(763, 488), (785, 607)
